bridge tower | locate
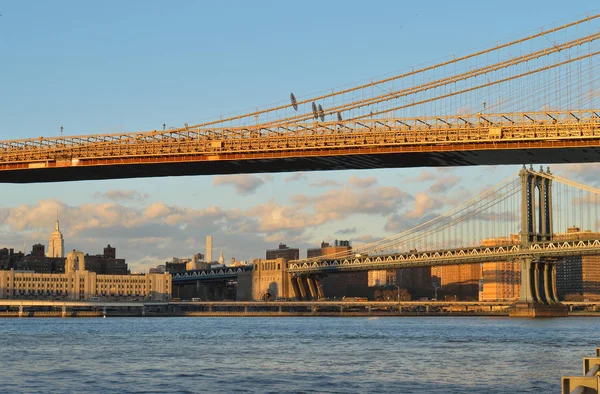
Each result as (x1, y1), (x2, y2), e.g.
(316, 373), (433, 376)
(512, 165), (566, 316)
(519, 165), (553, 244)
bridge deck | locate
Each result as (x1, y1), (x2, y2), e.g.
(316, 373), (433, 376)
(1, 110), (599, 182)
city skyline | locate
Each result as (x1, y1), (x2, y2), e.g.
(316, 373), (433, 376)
(1, 1), (600, 272)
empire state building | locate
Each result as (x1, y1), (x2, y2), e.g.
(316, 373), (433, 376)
(47, 216), (64, 258)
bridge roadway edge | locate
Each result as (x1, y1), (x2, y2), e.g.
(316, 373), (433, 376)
(3, 145), (600, 183)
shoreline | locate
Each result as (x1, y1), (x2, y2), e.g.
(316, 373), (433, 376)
(2, 311), (600, 318)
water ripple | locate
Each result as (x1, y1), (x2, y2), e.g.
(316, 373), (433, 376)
(0, 316), (597, 393)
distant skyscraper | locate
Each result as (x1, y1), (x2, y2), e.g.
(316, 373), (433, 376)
(47, 214), (64, 258)
(218, 250), (224, 265)
(206, 236), (213, 262)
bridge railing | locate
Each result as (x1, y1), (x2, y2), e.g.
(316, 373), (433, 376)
(289, 239), (600, 273)
(1, 109), (599, 164)
(562, 348), (600, 394)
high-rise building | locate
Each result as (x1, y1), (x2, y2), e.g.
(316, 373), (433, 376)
(206, 236), (213, 262)
(368, 269), (396, 287)
(555, 227), (600, 300)
(479, 236), (520, 301)
(83, 245), (128, 275)
(32, 244), (45, 257)
(320, 271), (369, 298)
(396, 267), (432, 298)
(47, 216), (64, 258)
(307, 240), (351, 259)
(266, 244), (299, 261)
(103, 245), (116, 259)
(431, 264), (481, 300)
(0, 248), (19, 270)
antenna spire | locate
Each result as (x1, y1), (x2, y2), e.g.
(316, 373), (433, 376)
(55, 205), (60, 231)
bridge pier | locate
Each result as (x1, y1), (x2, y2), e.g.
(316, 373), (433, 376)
(314, 278), (324, 299)
(306, 277), (319, 300)
(296, 277), (309, 301)
(18, 304), (23, 318)
(510, 258), (567, 317)
(141, 305), (146, 317)
(62, 305), (67, 317)
(291, 277), (302, 301)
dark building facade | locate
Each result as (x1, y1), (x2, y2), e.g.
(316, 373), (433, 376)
(32, 244), (45, 257)
(320, 271), (370, 298)
(556, 255), (600, 300)
(166, 261), (187, 274)
(14, 256), (65, 273)
(103, 245), (116, 259)
(397, 267), (433, 299)
(83, 245), (128, 275)
(554, 227), (600, 301)
(266, 244), (299, 261)
(307, 240), (351, 259)
(0, 248), (22, 270)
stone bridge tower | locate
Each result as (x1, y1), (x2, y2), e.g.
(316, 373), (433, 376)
(520, 165), (553, 244)
(513, 165), (565, 316)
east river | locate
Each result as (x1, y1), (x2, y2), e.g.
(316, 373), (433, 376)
(0, 316), (597, 393)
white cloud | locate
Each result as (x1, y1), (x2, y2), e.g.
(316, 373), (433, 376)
(213, 174), (268, 195)
(309, 179), (341, 188)
(336, 227), (358, 235)
(93, 190), (148, 202)
(405, 171), (436, 183)
(428, 175), (461, 193)
(284, 173), (307, 182)
(404, 193), (439, 220)
(347, 175), (377, 188)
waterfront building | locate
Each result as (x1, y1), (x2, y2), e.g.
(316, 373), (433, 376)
(396, 267), (432, 299)
(0, 250), (171, 301)
(368, 269), (396, 287)
(47, 216), (64, 258)
(555, 227), (600, 300)
(431, 264), (481, 300)
(479, 236), (521, 302)
(320, 271), (369, 299)
(266, 243), (299, 261)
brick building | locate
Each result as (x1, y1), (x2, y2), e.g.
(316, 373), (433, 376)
(266, 244), (299, 261)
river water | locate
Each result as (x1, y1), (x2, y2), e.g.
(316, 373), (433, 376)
(0, 316), (597, 393)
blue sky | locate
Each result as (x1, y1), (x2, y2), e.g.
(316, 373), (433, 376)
(1, 1), (600, 271)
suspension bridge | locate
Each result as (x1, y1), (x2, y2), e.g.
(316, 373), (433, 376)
(1, 15), (600, 182)
(288, 166), (600, 315)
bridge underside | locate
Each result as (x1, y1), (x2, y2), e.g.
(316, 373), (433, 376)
(3, 144), (600, 183)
